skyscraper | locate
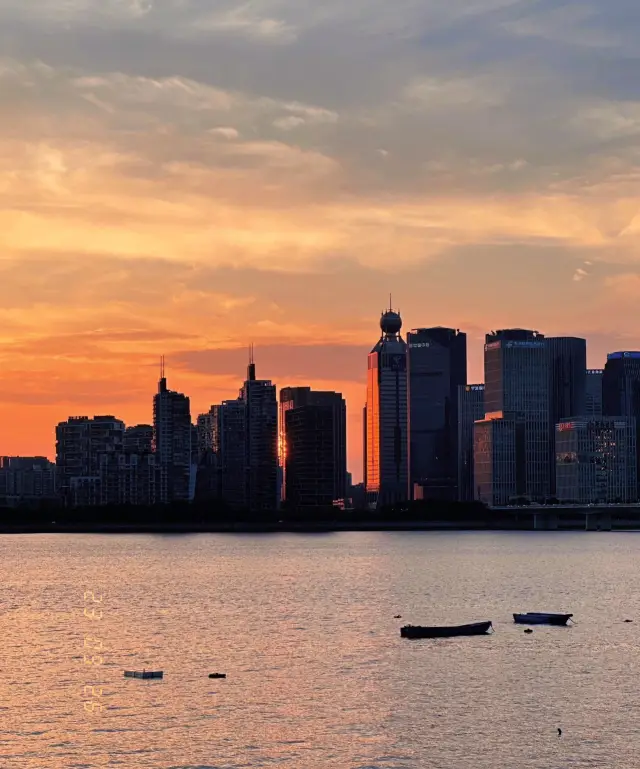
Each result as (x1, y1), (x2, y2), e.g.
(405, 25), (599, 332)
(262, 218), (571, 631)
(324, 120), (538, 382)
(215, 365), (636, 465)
(406, 327), (467, 500)
(602, 351), (640, 496)
(241, 357), (278, 512)
(153, 374), (192, 504)
(547, 337), (587, 425)
(217, 398), (247, 509)
(280, 387), (347, 507)
(365, 306), (409, 506)
(603, 352), (640, 417)
(586, 370), (603, 417)
(474, 329), (550, 505)
(546, 337), (587, 495)
(457, 384), (485, 501)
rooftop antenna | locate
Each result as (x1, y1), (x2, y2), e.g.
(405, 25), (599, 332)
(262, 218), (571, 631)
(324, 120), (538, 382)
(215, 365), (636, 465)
(247, 343), (256, 381)
(389, 292), (392, 311)
(159, 355), (167, 392)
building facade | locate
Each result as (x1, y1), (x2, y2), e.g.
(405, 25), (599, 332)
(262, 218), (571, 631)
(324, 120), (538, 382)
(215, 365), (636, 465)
(55, 415), (125, 506)
(406, 327), (467, 500)
(457, 384), (485, 502)
(603, 352), (640, 496)
(365, 308), (409, 507)
(476, 329), (550, 504)
(586, 369), (603, 417)
(241, 360), (278, 512)
(546, 337), (587, 494)
(153, 377), (193, 504)
(0, 457), (57, 507)
(556, 417), (638, 504)
(124, 425), (154, 454)
(284, 405), (336, 508)
(280, 386), (347, 505)
(217, 398), (247, 509)
(473, 416), (518, 506)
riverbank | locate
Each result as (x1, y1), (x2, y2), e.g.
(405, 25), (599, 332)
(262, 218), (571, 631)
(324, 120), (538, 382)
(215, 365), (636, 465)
(0, 519), (639, 533)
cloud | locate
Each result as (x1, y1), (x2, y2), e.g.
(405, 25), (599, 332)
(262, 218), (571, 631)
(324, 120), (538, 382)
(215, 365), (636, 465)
(2, 0), (640, 477)
(573, 267), (589, 282)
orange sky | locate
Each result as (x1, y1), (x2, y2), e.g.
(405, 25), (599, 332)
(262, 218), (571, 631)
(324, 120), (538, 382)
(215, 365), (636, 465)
(1, 1), (640, 480)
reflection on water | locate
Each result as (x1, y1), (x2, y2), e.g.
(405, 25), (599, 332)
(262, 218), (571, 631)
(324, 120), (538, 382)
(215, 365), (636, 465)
(1, 531), (640, 767)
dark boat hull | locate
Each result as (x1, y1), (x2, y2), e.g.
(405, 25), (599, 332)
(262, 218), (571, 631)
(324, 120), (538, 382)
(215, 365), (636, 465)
(400, 621), (493, 639)
(513, 613), (572, 626)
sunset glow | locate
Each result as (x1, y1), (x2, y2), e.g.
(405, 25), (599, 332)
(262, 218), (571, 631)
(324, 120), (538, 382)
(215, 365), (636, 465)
(2, 1), (640, 479)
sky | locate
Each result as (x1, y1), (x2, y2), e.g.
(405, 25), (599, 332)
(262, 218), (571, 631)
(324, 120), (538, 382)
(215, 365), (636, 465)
(1, 0), (640, 479)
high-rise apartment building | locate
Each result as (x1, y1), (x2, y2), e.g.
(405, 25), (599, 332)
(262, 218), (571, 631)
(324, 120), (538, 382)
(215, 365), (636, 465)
(241, 359), (278, 512)
(457, 384), (485, 502)
(280, 387), (347, 508)
(55, 415), (125, 506)
(365, 307), (409, 507)
(406, 327), (467, 500)
(474, 329), (550, 505)
(124, 425), (154, 454)
(153, 376), (192, 504)
(586, 370), (603, 417)
(0, 457), (57, 506)
(217, 398), (247, 509)
(556, 417), (638, 504)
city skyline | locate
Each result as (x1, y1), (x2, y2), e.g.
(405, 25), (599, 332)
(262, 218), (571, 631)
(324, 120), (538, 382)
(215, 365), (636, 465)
(4, 326), (640, 483)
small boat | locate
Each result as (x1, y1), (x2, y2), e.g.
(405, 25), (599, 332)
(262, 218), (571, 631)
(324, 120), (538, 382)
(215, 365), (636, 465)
(513, 612), (573, 626)
(208, 673), (226, 679)
(400, 621), (493, 639)
(124, 670), (163, 679)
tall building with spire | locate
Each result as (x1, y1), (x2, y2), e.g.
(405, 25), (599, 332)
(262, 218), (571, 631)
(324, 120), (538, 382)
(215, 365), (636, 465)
(153, 360), (193, 504)
(241, 349), (278, 512)
(365, 304), (409, 507)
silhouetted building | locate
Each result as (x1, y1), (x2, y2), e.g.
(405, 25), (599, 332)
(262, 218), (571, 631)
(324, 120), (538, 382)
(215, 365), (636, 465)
(603, 352), (640, 418)
(280, 387), (347, 505)
(242, 357), (278, 512)
(547, 337), (587, 494)
(196, 407), (219, 456)
(556, 417), (637, 504)
(365, 306), (409, 507)
(0, 457), (57, 506)
(457, 384), (484, 501)
(56, 415), (125, 506)
(407, 327), (467, 500)
(602, 351), (640, 497)
(475, 330), (549, 505)
(124, 425), (154, 454)
(285, 406), (335, 508)
(153, 376), (192, 504)
(586, 370), (603, 417)
(217, 398), (247, 509)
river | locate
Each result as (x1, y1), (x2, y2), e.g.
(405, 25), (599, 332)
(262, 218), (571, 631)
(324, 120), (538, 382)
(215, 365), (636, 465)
(1, 531), (639, 768)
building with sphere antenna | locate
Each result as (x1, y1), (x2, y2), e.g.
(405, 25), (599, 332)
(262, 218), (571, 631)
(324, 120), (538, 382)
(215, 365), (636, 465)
(365, 305), (409, 507)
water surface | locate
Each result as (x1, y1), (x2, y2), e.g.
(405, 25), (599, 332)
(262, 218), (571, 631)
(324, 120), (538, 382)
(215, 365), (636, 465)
(1, 531), (639, 768)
